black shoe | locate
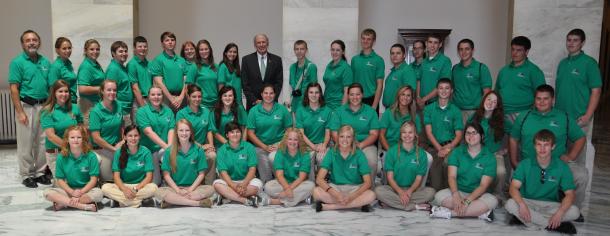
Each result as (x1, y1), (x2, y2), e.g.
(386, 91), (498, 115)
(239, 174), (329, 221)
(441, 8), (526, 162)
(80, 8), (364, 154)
(315, 201), (323, 212)
(546, 222), (577, 235)
(35, 175), (52, 185)
(109, 199), (120, 208)
(141, 198), (155, 207)
(509, 215), (525, 226)
(575, 213), (584, 222)
(361, 205), (371, 212)
(22, 178), (38, 188)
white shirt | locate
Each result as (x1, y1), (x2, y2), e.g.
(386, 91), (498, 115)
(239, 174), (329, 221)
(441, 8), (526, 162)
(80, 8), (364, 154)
(257, 52), (268, 68)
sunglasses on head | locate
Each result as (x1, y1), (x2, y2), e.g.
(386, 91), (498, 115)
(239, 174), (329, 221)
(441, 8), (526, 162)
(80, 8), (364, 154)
(540, 169), (547, 184)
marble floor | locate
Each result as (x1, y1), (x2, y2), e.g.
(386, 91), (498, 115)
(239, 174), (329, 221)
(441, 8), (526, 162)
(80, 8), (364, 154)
(1, 111), (610, 235)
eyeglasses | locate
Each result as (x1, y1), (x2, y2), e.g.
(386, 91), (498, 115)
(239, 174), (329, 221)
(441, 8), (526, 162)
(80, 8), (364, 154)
(540, 169), (547, 184)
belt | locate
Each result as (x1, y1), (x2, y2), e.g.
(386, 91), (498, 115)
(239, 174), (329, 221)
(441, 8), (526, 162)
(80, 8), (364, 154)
(46, 148), (59, 154)
(21, 96), (47, 106)
(169, 91), (181, 96)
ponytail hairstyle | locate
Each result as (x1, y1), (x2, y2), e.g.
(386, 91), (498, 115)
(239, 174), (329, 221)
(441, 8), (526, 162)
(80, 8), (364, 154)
(119, 125), (140, 170)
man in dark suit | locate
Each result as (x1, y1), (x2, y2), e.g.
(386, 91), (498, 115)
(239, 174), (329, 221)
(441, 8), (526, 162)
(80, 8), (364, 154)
(241, 33), (283, 110)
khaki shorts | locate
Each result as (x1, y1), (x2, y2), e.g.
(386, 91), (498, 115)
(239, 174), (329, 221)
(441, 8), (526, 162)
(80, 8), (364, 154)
(433, 188), (498, 210)
(328, 183), (362, 194)
(43, 187), (104, 202)
(154, 185), (215, 200)
(213, 178), (263, 190)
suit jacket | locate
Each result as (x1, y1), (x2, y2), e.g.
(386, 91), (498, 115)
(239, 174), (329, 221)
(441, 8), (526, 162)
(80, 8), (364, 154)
(241, 52), (283, 110)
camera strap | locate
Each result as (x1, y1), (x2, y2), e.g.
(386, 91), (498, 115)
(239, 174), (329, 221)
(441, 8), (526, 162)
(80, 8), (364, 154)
(295, 62), (311, 91)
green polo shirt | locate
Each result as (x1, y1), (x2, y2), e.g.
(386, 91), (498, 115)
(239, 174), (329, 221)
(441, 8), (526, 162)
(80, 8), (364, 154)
(411, 61), (423, 80)
(321, 148), (370, 185)
(8, 52), (51, 100)
(451, 59), (493, 110)
(217, 62), (243, 106)
(511, 108), (584, 160)
(419, 53), (452, 101)
(323, 60), (353, 110)
(273, 150), (311, 183)
(77, 57), (105, 103)
(289, 59), (318, 113)
(211, 106), (248, 147)
(295, 105), (332, 144)
(555, 51), (602, 119)
(136, 103), (175, 152)
(150, 51), (187, 93)
(382, 62), (417, 108)
(217, 141), (258, 180)
(106, 59), (133, 114)
(49, 57), (77, 102)
(513, 157), (575, 202)
(186, 63), (219, 108)
(423, 101), (463, 143)
(246, 103), (293, 145)
(329, 104), (380, 142)
(495, 59), (546, 114)
(112, 146), (154, 184)
(467, 115), (510, 153)
(161, 144), (208, 187)
(127, 56), (152, 98)
(176, 106), (215, 144)
(89, 101), (123, 147)
(380, 109), (421, 146)
(351, 50), (385, 98)
(448, 145), (497, 193)
(55, 151), (99, 188)
(40, 104), (83, 149)
(385, 144), (428, 188)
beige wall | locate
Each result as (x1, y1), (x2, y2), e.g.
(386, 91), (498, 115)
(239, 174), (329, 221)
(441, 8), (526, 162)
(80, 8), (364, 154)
(358, 0), (511, 83)
(138, 0), (283, 64)
(1, 0), (52, 89)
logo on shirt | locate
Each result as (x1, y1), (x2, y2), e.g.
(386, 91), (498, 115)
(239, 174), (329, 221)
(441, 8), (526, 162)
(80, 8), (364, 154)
(366, 61), (375, 67)
(293, 162), (301, 168)
(165, 117), (171, 122)
(273, 115), (282, 120)
(517, 72), (525, 78)
(238, 154), (247, 160)
(391, 76), (397, 81)
(317, 117), (326, 123)
(571, 69), (580, 76)
(80, 166), (89, 173)
(136, 161), (145, 167)
(359, 116), (368, 121)
(202, 119), (208, 125)
(40, 65), (49, 71)
(410, 159), (418, 165)
(349, 163), (357, 169)
(443, 116), (450, 123)
(466, 73), (474, 79)
(549, 120), (559, 127)
(190, 159), (197, 165)
(475, 163), (484, 170)
(547, 175), (557, 183)
(428, 67), (437, 72)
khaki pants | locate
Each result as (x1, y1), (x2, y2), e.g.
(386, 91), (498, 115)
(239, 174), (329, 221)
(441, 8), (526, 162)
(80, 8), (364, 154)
(492, 153), (507, 196)
(567, 162), (588, 209)
(505, 198), (580, 229)
(153, 150), (164, 186)
(17, 102), (46, 179)
(43, 187), (104, 202)
(45, 152), (58, 178)
(255, 147), (277, 183)
(310, 148), (328, 181)
(94, 148), (114, 183)
(101, 183), (158, 207)
(154, 185), (215, 201)
(424, 145), (449, 191)
(263, 180), (314, 207)
(361, 145), (378, 187)
(78, 97), (94, 128)
(433, 188), (498, 210)
(204, 150), (217, 185)
(374, 185), (435, 211)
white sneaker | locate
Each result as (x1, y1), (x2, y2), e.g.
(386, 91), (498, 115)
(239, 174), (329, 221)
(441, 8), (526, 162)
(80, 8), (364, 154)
(430, 206), (452, 219)
(478, 210), (494, 222)
(257, 192), (271, 206)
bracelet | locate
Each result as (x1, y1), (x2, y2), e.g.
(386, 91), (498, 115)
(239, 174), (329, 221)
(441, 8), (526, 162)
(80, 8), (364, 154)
(463, 199), (472, 206)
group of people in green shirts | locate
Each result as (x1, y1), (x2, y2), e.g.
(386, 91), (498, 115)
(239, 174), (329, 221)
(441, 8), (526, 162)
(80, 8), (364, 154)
(8, 27), (600, 234)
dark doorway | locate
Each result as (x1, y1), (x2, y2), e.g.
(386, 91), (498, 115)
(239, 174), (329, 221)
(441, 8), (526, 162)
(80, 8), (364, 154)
(594, 0), (610, 146)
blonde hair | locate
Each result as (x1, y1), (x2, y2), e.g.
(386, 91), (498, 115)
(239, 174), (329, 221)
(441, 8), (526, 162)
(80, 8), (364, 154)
(389, 85), (416, 122)
(278, 128), (307, 154)
(169, 119), (197, 173)
(335, 125), (358, 155)
(397, 121), (420, 164)
(60, 125), (93, 156)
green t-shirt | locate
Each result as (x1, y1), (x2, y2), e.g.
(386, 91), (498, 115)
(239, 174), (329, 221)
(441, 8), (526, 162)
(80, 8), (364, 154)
(423, 101), (463, 143)
(217, 62), (243, 107)
(555, 51), (603, 119)
(513, 157), (575, 202)
(329, 104), (380, 142)
(289, 58), (318, 113)
(295, 105), (332, 144)
(380, 109), (421, 146)
(8, 52), (51, 100)
(382, 62), (417, 108)
(418, 53), (452, 101)
(495, 59), (546, 114)
(55, 151), (99, 188)
(211, 106), (248, 147)
(49, 57), (77, 102)
(510, 108), (585, 160)
(150, 51), (187, 93)
(451, 59), (492, 110)
(127, 56), (152, 98)
(161, 144), (208, 187)
(216, 141), (258, 180)
(322, 60), (353, 110)
(77, 57), (105, 103)
(112, 146), (154, 184)
(186, 63), (219, 109)
(447, 145), (497, 193)
(176, 106), (215, 144)
(89, 101), (123, 147)
(273, 150), (311, 183)
(136, 103), (175, 152)
(351, 50), (385, 98)
(321, 148), (370, 185)
(385, 144), (428, 188)
(246, 103), (293, 145)
(106, 59), (133, 114)
(40, 104), (83, 149)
